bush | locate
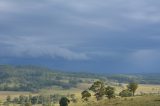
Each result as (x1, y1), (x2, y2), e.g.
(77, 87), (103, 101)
(119, 89), (132, 97)
(81, 90), (91, 101)
(105, 86), (115, 99)
(59, 97), (70, 106)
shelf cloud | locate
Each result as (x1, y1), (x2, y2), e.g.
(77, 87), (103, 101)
(0, 0), (160, 72)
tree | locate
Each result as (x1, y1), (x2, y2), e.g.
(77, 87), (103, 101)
(81, 90), (91, 101)
(119, 89), (132, 97)
(19, 95), (25, 104)
(59, 97), (70, 106)
(105, 86), (115, 99)
(89, 81), (105, 100)
(127, 82), (138, 96)
(31, 96), (38, 104)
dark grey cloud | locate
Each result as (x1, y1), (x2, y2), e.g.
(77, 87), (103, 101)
(0, 0), (160, 72)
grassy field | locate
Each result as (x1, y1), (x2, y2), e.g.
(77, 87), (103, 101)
(0, 84), (160, 106)
(0, 83), (160, 97)
(68, 95), (160, 106)
(1, 95), (160, 106)
(0, 91), (31, 101)
(115, 84), (160, 95)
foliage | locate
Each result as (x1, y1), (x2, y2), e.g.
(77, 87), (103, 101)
(87, 81), (115, 100)
(81, 90), (91, 101)
(107, 73), (160, 84)
(119, 89), (132, 97)
(59, 97), (70, 106)
(6, 94), (64, 105)
(127, 82), (138, 96)
(105, 86), (115, 99)
(0, 65), (159, 92)
(89, 81), (105, 100)
(0, 65), (89, 91)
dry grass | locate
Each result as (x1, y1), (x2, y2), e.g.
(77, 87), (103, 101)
(0, 91), (31, 101)
(0, 84), (160, 106)
(54, 95), (160, 106)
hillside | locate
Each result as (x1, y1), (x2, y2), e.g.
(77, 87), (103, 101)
(0, 65), (103, 91)
(0, 65), (160, 91)
(106, 73), (160, 84)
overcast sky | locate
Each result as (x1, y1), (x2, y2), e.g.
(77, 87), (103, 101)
(0, 0), (160, 73)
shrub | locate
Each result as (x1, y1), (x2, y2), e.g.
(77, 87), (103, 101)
(127, 82), (138, 96)
(105, 86), (115, 99)
(81, 90), (91, 101)
(59, 97), (70, 106)
(119, 89), (132, 97)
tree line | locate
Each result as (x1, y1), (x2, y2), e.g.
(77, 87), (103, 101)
(4, 94), (77, 106)
(3, 81), (138, 106)
(81, 81), (138, 101)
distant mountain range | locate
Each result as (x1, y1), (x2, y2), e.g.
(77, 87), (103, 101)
(0, 65), (160, 91)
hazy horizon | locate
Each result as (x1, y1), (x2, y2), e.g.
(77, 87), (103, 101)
(1, 0), (160, 73)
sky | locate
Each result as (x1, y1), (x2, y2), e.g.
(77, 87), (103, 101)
(0, 0), (160, 73)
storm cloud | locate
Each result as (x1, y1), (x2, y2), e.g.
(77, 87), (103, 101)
(0, 0), (160, 73)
